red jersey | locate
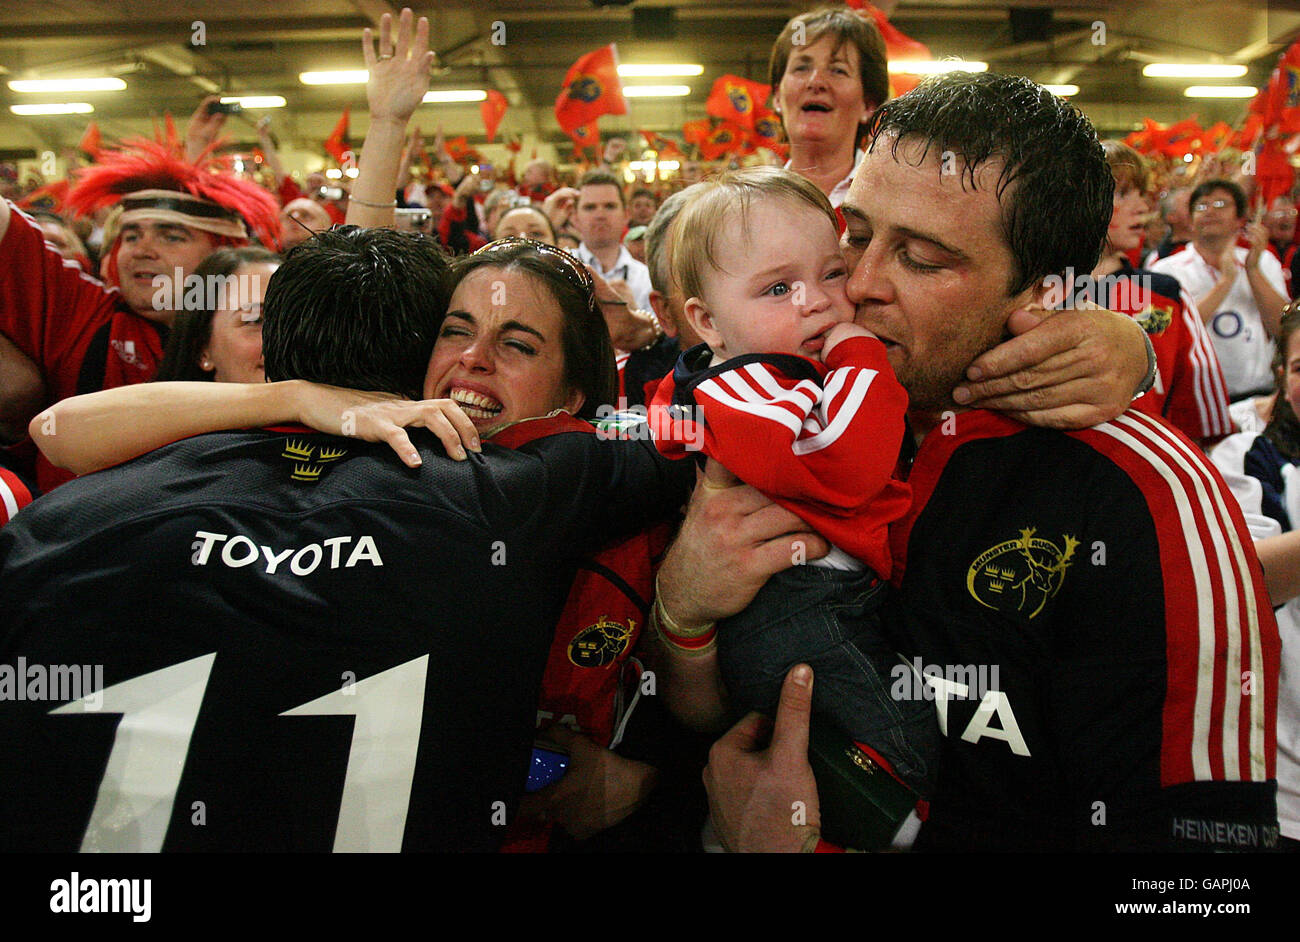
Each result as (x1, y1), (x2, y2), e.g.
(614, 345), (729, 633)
(649, 337), (911, 577)
(0, 204), (165, 491)
(0, 464), (34, 527)
(1095, 261), (1233, 445)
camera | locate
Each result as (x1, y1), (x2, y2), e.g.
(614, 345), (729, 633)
(207, 101), (244, 116)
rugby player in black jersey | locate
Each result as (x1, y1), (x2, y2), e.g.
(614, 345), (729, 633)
(0, 226), (692, 851)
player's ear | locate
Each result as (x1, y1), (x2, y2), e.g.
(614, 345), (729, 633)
(198, 347), (215, 373)
(683, 296), (722, 353)
(561, 385), (585, 416)
(649, 289), (678, 339)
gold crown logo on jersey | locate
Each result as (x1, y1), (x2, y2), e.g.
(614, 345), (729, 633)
(1134, 301), (1174, 336)
(966, 527), (1079, 619)
(280, 439), (349, 483)
(567, 615), (634, 668)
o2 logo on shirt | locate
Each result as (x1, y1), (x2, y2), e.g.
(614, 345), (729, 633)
(1212, 310), (1245, 340)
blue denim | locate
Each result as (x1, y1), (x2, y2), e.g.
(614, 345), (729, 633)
(717, 565), (938, 795)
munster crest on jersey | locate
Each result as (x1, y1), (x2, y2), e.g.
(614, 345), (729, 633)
(567, 616), (634, 667)
(1134, 301), (1173, 336)
(966, 527), (1078, 619)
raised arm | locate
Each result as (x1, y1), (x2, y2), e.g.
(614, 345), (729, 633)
(1244, 223), (1287, 338)
(0, 331), (44, 443)
(32, 380), (479, 475)
(346, 8), (435, 229)
(255, 117), (289, 189)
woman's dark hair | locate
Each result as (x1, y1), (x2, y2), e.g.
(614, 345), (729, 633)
(154, 246), (281, 382)
(451, 239), (617, 420)
(1263, 309), (1300, 461)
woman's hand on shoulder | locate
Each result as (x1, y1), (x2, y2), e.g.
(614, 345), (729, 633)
(289, 381), (481, 467)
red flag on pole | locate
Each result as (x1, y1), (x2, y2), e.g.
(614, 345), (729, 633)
(846, 0), (931, 97)
(752, 113), (788, 159)
(641, 129), (683, 159)
(705, 75), (773, 132)
(444, 135), (471, 162)
(683, 119), (713, 151)
(325, 106), (351, 163)
(555, 44), (626, 136)
(566, 123), (600, 155)
(481, 89), (508, 143)
(700, 121), (750, 160)
(78, 121), (103, 160)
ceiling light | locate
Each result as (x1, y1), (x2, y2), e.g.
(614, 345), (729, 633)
(1043, 84), (1079, 97)
(622, 85), (691, 98)
(221, 96), (286, 109)
(618, 64), (704, 77)
(888, 60), (988, 74)
(1184, 85), (1257, 98)
(8, 77), (125, 93)
(1143, 63), (1248, 78)
(422, 89), (487, 103)
(10, 103), (94, 115)
(628, 160), (681, 171)
(299, 70), (369, 85)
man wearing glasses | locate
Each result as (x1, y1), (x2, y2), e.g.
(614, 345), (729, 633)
(1151, 179), (1288, 401)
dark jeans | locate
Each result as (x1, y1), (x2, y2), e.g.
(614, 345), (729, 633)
(717, 565), (939, 795)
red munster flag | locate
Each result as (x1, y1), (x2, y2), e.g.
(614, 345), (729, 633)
(444, 135), (471, 162)
(641, 129), (683, 159)
(700, 121), (750, 160)
(752, 113), (788, 158)
(567, 123), (600, 155)
(555, 44), (626, 136)
(846, 0), (931, 98)
(78, 121), (103, 160)
(683, 119), (713, 154)
(481, 90), (508, 143)
(325, 106), (351, 163)
(1252, 37), (1300, 130)
(705, 75), (772, 132)
(1257, 139), (1295, 209)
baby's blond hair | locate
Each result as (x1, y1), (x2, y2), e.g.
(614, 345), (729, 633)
(670, 166), (839, 303)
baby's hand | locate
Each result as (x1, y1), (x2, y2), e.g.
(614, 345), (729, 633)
(821, 322), (878, 360)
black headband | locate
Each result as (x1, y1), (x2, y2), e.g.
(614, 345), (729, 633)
(120, 194), (241, 221)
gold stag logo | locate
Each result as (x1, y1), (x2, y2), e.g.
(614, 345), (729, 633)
(966, 527), (1079, 619)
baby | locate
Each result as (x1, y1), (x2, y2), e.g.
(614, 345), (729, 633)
(649, 166), (937, 798)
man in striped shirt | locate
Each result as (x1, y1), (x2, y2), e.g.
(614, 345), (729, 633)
(656, 71), (1279, 852)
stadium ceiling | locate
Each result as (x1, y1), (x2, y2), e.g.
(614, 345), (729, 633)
(0, 0), (1294, 156)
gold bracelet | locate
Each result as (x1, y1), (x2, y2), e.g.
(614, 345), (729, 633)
(651, 575), (717, 655)
(349, 195), (398, 209)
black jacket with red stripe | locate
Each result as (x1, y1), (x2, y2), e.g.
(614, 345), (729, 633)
(888, 408), (1279, 851)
